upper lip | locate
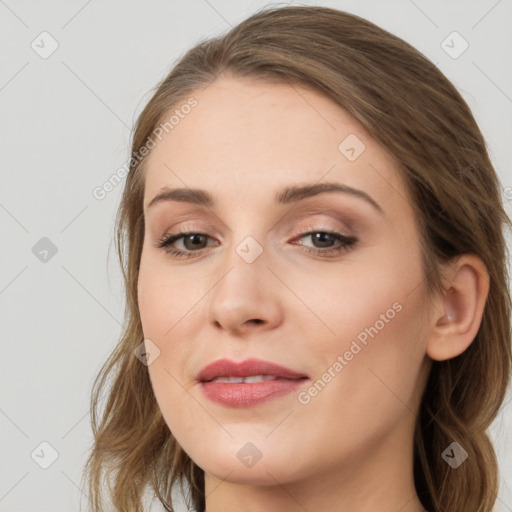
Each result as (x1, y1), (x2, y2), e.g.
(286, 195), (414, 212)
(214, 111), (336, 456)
(196, 358), (309, 382)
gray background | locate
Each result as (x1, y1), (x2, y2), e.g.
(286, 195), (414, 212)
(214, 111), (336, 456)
(1, 1), (511, 511)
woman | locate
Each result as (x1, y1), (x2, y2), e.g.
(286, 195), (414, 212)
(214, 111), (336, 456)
(83, 6), (511, 512)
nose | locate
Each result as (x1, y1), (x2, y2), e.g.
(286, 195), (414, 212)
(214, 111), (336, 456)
(207, 248), (284, 337)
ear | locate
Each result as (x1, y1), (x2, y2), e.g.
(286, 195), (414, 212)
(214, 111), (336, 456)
(426, 254), (490, 361)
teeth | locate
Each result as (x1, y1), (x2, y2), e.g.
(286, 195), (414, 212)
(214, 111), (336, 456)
(210, 374), (278, 383)
(211, 376), (245, 384)
(244, 374), (277, 383)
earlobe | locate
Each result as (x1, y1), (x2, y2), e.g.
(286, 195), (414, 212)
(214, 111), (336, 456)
(426, 255), (490, 362)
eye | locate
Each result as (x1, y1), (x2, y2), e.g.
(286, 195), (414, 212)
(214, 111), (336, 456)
(293, 229), (357, 257)
(154, 228), (357, 259)
(154, 231), (216, 259)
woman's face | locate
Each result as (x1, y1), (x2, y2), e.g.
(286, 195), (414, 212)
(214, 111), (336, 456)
(138, 76), (433, 487)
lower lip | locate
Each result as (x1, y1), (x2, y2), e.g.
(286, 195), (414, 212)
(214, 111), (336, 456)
(200, 378), (308, 408)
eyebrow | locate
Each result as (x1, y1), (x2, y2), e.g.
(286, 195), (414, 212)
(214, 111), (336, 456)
(146, 182), (383, 213)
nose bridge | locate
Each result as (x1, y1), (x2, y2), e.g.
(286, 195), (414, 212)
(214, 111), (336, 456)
(207, 231), (283, 333)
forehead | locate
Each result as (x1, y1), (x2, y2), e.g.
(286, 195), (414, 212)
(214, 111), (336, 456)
(142, 75), (406, 212)
(148, 75), (369, 164)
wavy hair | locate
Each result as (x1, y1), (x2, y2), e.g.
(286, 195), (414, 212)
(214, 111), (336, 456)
(82, 6), (512, 512)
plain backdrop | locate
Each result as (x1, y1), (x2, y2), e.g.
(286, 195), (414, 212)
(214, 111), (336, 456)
(1, 1), (511, 511)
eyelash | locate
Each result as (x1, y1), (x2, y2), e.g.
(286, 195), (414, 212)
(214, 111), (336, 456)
(153, 227), (357, 260)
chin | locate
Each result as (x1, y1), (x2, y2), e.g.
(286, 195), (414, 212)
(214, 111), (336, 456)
(186, 438), (306, 485)
(201, 457), (301, 487)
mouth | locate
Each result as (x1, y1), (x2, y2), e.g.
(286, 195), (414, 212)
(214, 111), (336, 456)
(196, 358), (309, 408)
(207, 374), (299, 383)
(196, 357), (309, 382)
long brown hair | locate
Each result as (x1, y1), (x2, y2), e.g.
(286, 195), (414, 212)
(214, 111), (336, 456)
(82, 6), (512, 511)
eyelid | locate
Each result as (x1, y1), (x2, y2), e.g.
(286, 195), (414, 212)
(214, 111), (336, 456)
(154, 206), (358, 241)
(293, 223), (351, 237)
(284, 207), (357, 231)
(154, 221), (358, 261)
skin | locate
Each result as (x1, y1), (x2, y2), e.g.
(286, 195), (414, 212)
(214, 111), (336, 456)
(137, 75), (489, 512)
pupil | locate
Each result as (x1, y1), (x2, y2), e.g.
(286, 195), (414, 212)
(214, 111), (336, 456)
(313, 232), (334, 248)
(185, 234), (205, 250)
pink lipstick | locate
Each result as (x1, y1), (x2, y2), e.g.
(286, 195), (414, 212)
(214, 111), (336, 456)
(196, 358), (309, 408)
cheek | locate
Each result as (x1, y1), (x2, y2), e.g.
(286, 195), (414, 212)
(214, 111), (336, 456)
(138, 250), (162, 336)
(295, 238), (429, 405)
(278, 284), (428, 476)
(290, 248), (425, 358)
(138, 249), (207, 430)
(137, 247), (199, 340)
(336, 290), (428, 391)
